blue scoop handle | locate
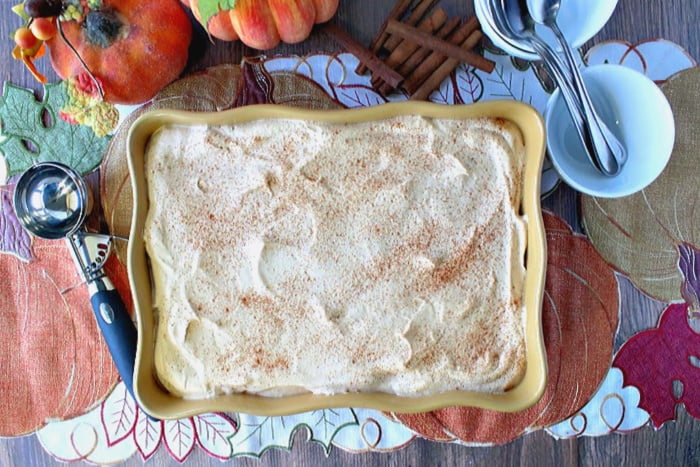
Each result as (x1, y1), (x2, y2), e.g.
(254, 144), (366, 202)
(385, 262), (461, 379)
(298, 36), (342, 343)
(89, 278), (138, 400)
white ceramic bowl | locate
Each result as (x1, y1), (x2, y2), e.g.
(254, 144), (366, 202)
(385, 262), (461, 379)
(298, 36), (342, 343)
(475, 0), (619, 60)
(544, 64), (675, 198)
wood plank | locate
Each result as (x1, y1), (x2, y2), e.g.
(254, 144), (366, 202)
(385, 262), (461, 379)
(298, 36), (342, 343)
(0, 0), (698, 465)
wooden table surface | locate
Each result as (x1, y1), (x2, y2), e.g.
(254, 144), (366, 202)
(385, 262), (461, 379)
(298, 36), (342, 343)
(1, 0), (699, 465)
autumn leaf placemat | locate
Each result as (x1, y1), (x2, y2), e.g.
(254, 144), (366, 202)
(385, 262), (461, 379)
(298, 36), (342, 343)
(0, 40), (698, 462)
(580, 67), (700, 430)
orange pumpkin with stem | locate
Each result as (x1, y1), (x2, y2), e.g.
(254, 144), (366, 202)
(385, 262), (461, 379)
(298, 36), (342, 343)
(45, 0), (192, 104)
(183, 0), (339, 50)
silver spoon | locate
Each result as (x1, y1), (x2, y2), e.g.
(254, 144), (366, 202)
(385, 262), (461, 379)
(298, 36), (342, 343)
(512, 0), (626, 176)
(476, 1), (536, 57)
(487, 0), (603, 173)
(13, 161), (138, 402)
(486, 0), (580, 107)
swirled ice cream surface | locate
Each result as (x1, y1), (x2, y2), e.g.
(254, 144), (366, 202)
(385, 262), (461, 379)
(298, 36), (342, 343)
(144, 115), (527, 398)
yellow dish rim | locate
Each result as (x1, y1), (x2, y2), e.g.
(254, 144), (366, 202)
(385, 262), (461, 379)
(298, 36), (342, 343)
(126, 101), (548, 418)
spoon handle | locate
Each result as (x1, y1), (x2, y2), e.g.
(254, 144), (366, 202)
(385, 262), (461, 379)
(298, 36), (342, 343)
(526, 38), (605, 172)
(548, 22), (626, 175)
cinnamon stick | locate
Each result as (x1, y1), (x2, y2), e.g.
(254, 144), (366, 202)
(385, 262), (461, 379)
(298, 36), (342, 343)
(371, 7), (448, 89)
(404, 20), (482, 94)
(378, 15), (462, 94)
(356, 0), (414, 75)
(382, 0), (440, 52)
(323, 23), (405, 90)
(386, 19), (495, 73)
(409, 30), (484, 100)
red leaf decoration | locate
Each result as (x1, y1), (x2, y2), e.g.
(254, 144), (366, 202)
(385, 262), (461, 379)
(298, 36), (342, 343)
(101, 382), (137, 446)
(614, 302), (700, 428)
(134, 408), (163, 460)
(194, 413), (237, 460)
(394, 212), (620, 444)
(164, 418), (196, 462)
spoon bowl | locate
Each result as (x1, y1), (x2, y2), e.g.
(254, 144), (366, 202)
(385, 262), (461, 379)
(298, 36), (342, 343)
(474, 0), (533, 55)
(475, 0), (618, 60)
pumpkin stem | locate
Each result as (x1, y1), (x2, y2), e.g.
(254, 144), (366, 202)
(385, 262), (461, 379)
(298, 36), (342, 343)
(84, 8), (125, 48)
(57, 20), (105, 100)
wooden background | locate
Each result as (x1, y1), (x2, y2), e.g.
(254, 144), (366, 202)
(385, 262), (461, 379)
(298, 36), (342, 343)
(0, 0), (699, 465)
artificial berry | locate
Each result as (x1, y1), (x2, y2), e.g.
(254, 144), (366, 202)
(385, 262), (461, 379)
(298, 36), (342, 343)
(24, 0), (65, 19)
(14, 27), (39, 51)
(30, 17), (58, 41)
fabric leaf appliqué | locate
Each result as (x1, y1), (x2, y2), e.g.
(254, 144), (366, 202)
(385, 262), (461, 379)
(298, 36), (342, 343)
(614, 302), (700, 428)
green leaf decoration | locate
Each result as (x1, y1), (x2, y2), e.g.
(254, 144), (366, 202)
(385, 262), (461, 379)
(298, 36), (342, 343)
(230, 409), (359, 458)
(196, 0), (237, 31)
(0, 81), (110, 177)
(11, 2), (29, 21)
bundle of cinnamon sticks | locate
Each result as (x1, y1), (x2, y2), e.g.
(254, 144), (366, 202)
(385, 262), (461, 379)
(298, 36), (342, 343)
(324, 0), (494, 100)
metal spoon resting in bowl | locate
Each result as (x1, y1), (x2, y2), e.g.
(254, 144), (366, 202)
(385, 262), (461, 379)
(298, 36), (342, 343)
(486, 0), (583, 114)
(487, 0), (598, 173)
(509, 0), (626, 175)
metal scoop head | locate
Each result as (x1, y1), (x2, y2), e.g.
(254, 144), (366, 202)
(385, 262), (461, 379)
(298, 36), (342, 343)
(13, 161), (90, 240)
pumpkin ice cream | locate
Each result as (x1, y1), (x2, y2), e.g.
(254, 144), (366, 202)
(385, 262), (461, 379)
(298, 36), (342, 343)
(143, 115), (528, 399)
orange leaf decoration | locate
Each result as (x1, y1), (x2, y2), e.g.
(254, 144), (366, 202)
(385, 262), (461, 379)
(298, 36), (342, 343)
(393, 212), (620, 444)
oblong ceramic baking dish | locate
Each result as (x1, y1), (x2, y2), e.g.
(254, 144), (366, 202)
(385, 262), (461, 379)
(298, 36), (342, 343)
(126, 101), (547, 419)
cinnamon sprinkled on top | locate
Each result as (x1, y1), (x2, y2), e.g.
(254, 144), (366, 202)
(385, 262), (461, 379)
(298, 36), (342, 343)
(145, 115), (527, 398)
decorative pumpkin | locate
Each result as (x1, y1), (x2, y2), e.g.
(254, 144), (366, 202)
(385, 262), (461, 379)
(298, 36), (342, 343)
(45, 0), (192, 104)
(0, 205), (128, 435)
(182, 0), (339, 50)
